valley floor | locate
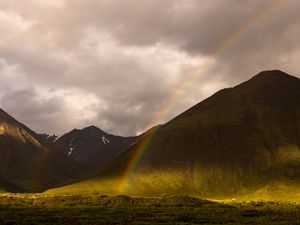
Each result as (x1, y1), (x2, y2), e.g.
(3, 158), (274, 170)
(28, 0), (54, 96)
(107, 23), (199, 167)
(0, 194), (299, 225)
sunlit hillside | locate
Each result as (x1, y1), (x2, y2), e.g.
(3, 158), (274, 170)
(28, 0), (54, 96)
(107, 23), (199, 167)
(47, 71), (300, 202)
(45, 170), (300, 202)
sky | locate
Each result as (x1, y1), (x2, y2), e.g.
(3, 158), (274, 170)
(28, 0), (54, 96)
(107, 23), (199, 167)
(0, 0), (300, 136)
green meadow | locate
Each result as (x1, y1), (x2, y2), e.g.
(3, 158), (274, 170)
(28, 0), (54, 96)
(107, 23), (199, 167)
(1, 194), (300, 225)
(36, 171), (300, 224)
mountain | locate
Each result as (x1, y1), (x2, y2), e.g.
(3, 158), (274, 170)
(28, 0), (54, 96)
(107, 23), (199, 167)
(47, 70), (300, 199)
(0, 109), (85, 192)
(55, 126), (139, 171)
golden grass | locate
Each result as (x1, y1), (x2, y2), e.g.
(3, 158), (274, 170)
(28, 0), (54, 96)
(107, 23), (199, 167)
(44, 167), (300, 203)
(45, 169), (202, 196)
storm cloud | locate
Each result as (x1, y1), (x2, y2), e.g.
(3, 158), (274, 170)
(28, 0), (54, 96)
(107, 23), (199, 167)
(0, 0), (300, 136)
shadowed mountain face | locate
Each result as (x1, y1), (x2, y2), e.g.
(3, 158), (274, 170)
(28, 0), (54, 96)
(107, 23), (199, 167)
(0, 109), (85, 192)
(141, 70), (300, 167)
(55, 126), (139, 171)
(51, 70), (300, 197)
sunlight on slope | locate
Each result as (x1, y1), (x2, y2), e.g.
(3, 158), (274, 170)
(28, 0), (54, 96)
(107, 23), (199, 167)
(45, 168), (249, 197)
(45, 144), (300, 200)
(121, 169), (202, 197)
(45, 169), (203, 196)
(233, 182), (300, 202)
(45, 177), (119, 195)
(45, 166), (300, 202)
(0, 123), (42, 147)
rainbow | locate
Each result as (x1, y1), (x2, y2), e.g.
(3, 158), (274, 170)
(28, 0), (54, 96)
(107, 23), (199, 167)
(115, 0), (288, 194)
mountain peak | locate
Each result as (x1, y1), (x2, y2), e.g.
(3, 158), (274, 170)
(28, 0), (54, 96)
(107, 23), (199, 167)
(85, 125), (101, 130)
(249, 70), (299, 83)
(232, 70), (300, 94)
(257, 69), (287, 76)
(83, 125), (106, 134)
(55, 125), (139, 171)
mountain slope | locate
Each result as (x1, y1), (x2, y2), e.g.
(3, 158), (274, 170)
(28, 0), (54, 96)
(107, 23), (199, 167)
(55, 126), (139, 171)
(0, 109), (85, 192)
(47, 70), (300, 198)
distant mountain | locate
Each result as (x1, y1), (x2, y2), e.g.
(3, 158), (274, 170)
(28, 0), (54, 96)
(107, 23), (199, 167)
(55, 126), (139, 171)
(48, 70), (300, 198)
(0, 109), (85, 192)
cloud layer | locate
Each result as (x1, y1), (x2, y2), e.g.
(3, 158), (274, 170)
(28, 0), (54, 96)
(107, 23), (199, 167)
(0, 0), (300, 136)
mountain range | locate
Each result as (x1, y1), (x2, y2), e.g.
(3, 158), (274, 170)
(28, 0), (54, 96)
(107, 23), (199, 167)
(2, 70), (300, 199)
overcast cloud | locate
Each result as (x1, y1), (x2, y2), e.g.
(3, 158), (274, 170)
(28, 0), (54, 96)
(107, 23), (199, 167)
(0, 0), (300, 136)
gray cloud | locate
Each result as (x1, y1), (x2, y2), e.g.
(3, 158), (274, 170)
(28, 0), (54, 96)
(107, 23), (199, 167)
(0, 0), (300, 136)
(0, 88), (65, 134)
